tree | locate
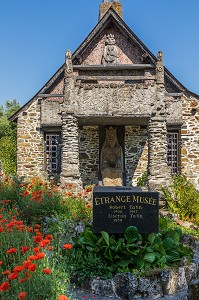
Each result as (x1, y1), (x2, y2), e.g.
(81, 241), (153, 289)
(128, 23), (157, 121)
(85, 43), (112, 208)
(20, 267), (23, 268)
(0, 99), (20, 175)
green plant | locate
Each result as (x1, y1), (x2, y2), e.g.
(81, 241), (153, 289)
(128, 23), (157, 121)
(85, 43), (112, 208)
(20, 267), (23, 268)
(60, 249), (112, 286)
(162, 174), (199, 225)
(65, 218), (192, 283)
(137, 172), (148, 187)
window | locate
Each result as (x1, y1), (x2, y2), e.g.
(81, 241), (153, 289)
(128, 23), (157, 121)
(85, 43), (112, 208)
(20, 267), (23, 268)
(167, 132), (179, 174)
(45, 133), (61, 175)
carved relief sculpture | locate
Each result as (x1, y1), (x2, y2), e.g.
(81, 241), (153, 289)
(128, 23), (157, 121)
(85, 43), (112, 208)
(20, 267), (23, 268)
(65, 50), (73, 73)
(100, 126), (123, 186)
(102, 34), (120, 65)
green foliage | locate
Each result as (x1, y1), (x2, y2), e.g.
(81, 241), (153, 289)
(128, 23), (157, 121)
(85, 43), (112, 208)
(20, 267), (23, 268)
(137, 172), (148, 187)
(0, 99), (20, 175)
(162, 174), (199, 225)
(64, 218), (192, 284)
(60, 250), (112, 286)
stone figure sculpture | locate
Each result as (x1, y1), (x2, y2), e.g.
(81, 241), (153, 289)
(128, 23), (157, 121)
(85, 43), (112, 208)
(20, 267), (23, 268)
(100, 126), (123, 186)
(65, 50), (73, 73)
(102, 34), (120, 65)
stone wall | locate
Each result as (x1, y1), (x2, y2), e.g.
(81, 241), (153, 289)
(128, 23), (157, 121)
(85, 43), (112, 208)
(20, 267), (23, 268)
(181, 96), (199, 188)
(79, 126), (99, 186)
(125, 126), (148, 186)
(17, 99), (44, 178)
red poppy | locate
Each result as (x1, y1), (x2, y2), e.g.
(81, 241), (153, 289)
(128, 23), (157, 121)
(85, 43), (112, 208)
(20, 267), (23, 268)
(36, 252), (45, 259)
(58, 296), (68, 300)
(20, 246), (30, 254)
(0, 261), (3, 265)
(19, 278), (27, 283)
(8, 271), (19, 280)
(23, 260), (32, 269)
(7, 247), (17, 254)
(13, 265), (24, 272)
(63, 244), (72, 250)
(28, 264), (36, 272)
(27, 255), (37, 261)
(45, 234), (53, 240)
(2, 270), (10, 275)
(34, 235), (42, 243)
(18, 291), (27, 299)
(33, 247), (40, 253)
(43, 268), (52, 274)
(23, 190), (29, 197)
(0, 281), (10, 291)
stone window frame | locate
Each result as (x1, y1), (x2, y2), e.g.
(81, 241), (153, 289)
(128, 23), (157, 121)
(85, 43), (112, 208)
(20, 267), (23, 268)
(167, 129), (180, 174)
(44, 131), (62, 176)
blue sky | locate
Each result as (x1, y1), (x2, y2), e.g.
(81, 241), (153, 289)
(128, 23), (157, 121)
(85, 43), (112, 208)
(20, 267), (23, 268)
(0, 0), (199, 107)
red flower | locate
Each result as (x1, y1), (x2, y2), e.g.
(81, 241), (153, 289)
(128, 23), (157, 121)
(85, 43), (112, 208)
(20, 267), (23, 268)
(19, 278), (27, 283)
(34, 235), (42, 243)
(63, 244), (72, 250)
(23, 190), (29, 197)
(8, 271), (19, 280)
(20, 246), (30, 254)
(0, 261), (3, 265)
(33, 247), (40, 253)
(0, 281), (10, 291)
(7, 247), (17, 254)
(23, 260), (32, 269)
(18, 291), (27, 299)
(27, 255), (37, 261)
(13, 265), (24, 272)
(2, 270), (10, 275)
(43, 268), (52, 274)
(58, 296), (68, 300)
(28, 264), (36, 272)
(36, 252), (45, 259)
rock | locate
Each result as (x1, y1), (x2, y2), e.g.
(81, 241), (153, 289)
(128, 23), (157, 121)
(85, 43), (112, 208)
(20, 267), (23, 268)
(136, 276), (163, 299)
(188, 279), (199, 300)
(161, 268), (188, 295)
(90, 278), (115, 297)
(113, 273), (138, 299)
(184, 263), (198, 284)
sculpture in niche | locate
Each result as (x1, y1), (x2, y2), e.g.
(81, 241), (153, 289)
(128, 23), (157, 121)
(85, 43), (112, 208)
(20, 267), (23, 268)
(100, 126), (123, 186)
(102, 34), (120, 65)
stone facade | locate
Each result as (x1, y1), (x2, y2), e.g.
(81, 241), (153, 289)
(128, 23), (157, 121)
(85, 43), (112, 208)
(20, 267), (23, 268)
(10, 1), (199, 190)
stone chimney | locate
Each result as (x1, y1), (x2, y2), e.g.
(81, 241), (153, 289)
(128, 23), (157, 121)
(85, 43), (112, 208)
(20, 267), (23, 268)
(99, 0), (123, 20)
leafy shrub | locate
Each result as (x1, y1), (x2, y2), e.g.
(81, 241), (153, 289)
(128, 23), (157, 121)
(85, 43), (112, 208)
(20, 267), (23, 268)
(64, 218), (192, 284)
(162, 175), (199, 225)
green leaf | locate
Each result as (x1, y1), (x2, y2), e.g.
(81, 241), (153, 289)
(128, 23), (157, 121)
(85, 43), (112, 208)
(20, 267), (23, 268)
(101, 231), (110, 246)
(165, 229), (180, 243)
(134, 255), (144, 270)
(162, 237), (175, 251)
(166, 250), (180, 262)
(117, 260), (130, 268)
(124, 226), (141, 243)
(144, 252), (156, 263)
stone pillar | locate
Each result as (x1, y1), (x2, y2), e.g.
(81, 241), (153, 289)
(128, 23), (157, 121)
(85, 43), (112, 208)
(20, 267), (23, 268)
(147, 52), (171, 190)
(60, 50), (82, 187)
(61, 113), (82, 186)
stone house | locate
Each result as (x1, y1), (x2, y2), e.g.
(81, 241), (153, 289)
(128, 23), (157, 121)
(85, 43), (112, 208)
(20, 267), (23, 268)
(10, 0), (199, 190)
